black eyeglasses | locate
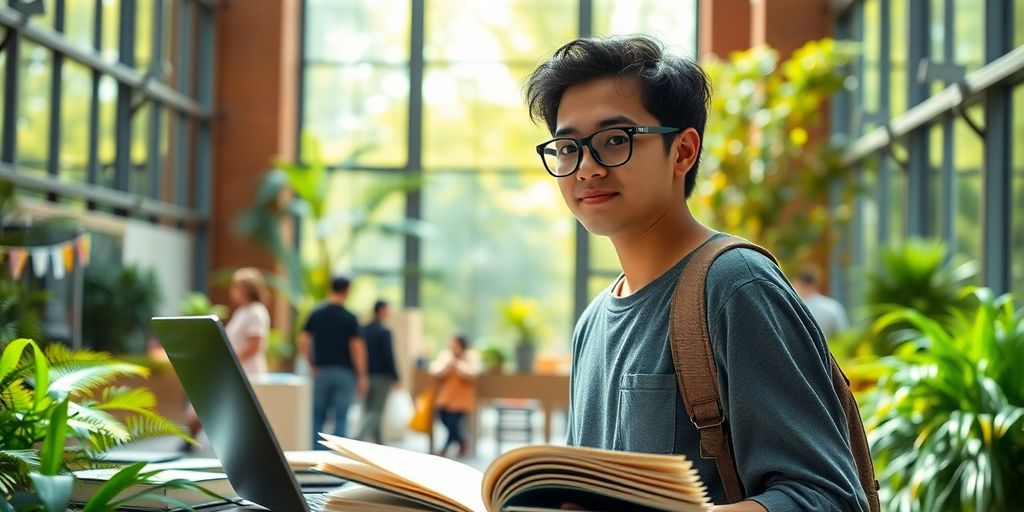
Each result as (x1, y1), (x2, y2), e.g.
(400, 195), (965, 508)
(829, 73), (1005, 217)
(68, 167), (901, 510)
(535, 126), (681, 177)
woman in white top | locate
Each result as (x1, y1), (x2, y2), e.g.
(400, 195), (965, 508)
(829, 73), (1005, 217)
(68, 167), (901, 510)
(225, 267), (271, 375)
(181, 267), (271, 451)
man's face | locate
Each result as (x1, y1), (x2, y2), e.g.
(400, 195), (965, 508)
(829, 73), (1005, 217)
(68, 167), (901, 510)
(552, 76), (686, 237)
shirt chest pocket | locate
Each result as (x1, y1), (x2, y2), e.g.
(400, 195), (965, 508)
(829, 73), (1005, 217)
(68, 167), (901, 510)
(614, 373), (678, 454)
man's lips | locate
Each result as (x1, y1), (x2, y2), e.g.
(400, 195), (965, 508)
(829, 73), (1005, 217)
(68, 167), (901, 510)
(578, 191), (618, 205)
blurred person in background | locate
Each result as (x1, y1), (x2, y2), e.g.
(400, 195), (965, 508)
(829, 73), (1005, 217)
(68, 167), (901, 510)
(429, 333), (481, 458)
(355, 299), (400, 444)
(299, 276), (367, 447)
(793, 265), (849, 339)
(182, 267), (271, 450)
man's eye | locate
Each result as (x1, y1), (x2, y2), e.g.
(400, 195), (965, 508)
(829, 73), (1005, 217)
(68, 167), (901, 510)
(606, 135), (629, 146)
(558, 145), (578, 155)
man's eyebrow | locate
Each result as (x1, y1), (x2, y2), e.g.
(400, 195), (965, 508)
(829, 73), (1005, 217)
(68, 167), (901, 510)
(554, 115), (639, 137)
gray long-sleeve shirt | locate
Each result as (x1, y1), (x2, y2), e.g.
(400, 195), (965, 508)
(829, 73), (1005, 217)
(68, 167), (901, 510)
(567, 236), (868, 510)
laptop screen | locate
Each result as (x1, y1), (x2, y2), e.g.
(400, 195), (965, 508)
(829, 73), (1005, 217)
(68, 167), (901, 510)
(152, 316), (309, 512)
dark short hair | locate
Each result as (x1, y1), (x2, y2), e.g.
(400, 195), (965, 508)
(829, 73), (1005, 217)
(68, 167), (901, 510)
(330, 275), (351, 294)
(452, 333), (469, 350)
(524, 35), (712, 198)
(373, 299), (388, 315)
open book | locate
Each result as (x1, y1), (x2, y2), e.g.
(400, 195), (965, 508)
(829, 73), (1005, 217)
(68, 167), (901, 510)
(315, 434), (710, 512)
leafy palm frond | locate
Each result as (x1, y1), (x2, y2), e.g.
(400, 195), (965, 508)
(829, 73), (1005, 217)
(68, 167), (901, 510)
(66, 403), (131, 444)
(95, 387), (158, 413)
(48, 361), (148, 399)
(0, 450), (39, 494)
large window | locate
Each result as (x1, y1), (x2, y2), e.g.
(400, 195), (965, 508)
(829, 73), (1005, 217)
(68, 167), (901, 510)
(1, 1), (215, 346)
(834, 0), (1021, 301)
(301, 0), (696, 351)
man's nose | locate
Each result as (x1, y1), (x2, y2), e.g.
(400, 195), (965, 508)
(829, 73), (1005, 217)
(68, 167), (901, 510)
(576, 146), (607, 180)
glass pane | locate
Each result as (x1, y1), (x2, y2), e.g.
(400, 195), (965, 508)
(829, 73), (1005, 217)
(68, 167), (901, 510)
(65, 0), (96, 49)
(308, 170), (409, 273)
(859, 161), (879, 290)
(953, 105), (983, 283)
(1012, 86), (1023, 298)
(17, 42), (52, 177)
(861, 0), (880, 115)
(97, 75), (118, 188)
(954, 0), (985, 72)
(423, 63), (550, 170)
(927, 121), (949, 241)
(1018, 0), (1024, 47)
(425, 0), (578, 64)
(305, 0), (409, 64)
(421, 171), (573, 354)
(886, 157), (905, 243)
(889, 0), (907, 114)
(135, 0), (155, 72)
(588, 275), (617, 301)
(59, 61), (92, 184)
(593, 0), (697, 57)
(303, 64), (408, 167)
(130, 103), (150, 196)
(101, 0), (121, 63)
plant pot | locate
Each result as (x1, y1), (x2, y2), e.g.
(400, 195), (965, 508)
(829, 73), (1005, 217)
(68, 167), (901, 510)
(514, 343), (535, 374)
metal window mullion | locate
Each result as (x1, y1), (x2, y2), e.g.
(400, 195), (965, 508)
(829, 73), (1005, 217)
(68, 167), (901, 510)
(1, 28), (19, 166)
(85, 0), (102, 206)
(906, 0), (931, 237)
(403, 0), (425, 309)
(114, 0), (137, 208)
(830, 5), (854, 305)
(174, 0), (193, 211)
(878, 0), (892, 244)
(147, 0), (165, 203)
(850, 0), (866, 306)
(192, 1), (215, 293)
(573, 0), (593, 324)
(941, 0), (955, 260)
(983, 0), (1012, 294)
(46, 0), (66, 203)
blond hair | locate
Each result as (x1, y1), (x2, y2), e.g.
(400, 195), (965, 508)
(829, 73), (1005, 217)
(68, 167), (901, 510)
(233, 267), (269, 305)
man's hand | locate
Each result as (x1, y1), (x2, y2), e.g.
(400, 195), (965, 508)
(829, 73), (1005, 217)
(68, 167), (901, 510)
(357, 375), (369, 396)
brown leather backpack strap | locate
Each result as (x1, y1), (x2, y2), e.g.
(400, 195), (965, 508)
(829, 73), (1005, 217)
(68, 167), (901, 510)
(670, 235), (777, 504)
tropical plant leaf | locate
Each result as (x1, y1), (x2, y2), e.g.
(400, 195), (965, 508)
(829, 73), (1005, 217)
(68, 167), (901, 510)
(862, 288), (1024, 511)
(37, 400), (68, 476)
(48, 361), (148, 399)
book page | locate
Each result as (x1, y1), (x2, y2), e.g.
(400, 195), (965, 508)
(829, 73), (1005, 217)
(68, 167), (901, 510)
(482, 445), (710, 512)
(318, 434), (486, 512)
(325, 484), (439, 512)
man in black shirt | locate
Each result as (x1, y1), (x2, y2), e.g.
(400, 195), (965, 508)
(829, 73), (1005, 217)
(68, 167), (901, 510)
(355, 300), (400, 444)
(299, 276), (367, 448)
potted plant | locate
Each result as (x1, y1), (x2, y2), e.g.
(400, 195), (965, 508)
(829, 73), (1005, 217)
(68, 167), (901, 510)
(499, 297), (540, 373)
(480, 345), (508, 373)
(0, 338), (206, 510)
(856, 288), (1024, 511)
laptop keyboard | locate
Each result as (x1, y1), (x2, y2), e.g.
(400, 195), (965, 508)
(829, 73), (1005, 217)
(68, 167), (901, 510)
(304, 492), (329, 512)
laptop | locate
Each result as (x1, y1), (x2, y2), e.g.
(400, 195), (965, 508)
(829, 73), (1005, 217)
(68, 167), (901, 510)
(152, 315), (335, 511)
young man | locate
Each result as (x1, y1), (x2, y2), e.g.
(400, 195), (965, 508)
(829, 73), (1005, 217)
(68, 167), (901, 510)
(298, 276), (367, 448)
(355, 299), (400, 444)
(524, 36), (868, 510)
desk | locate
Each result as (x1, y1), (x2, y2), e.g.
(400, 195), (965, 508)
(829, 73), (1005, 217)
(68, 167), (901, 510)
(411, 369), (569, 452)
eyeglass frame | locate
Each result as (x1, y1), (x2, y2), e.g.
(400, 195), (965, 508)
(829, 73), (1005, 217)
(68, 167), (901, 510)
(535, 125), (682, 178)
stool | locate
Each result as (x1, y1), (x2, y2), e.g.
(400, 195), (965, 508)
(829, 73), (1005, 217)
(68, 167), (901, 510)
(494, 399), (537, 452)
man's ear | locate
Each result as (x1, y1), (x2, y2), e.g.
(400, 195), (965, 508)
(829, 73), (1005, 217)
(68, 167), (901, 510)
(673, 128), (700, 177)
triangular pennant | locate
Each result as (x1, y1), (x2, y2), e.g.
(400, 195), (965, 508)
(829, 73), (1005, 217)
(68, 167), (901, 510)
(63, 243), (75, 272)
(77, 234), (92, 266)
(51, 247), (65, 280)
(31, 248), (49, 277)
(9, 248), (28, 280)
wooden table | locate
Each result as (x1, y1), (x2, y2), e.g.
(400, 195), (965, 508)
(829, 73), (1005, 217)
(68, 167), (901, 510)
(411, 369), (570, 452)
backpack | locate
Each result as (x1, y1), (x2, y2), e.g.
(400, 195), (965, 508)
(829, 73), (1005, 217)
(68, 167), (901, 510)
(668, 236), (881, 511)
